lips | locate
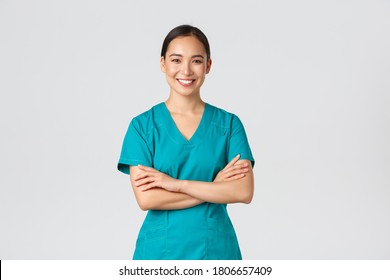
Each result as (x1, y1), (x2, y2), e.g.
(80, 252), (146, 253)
(177, 79), (195, 86)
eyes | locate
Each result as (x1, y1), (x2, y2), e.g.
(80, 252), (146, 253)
(170, 58), (203, 64)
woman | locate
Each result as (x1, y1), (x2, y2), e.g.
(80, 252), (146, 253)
(118, 25), (255, 260)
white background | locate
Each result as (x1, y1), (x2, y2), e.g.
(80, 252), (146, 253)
(0, 0), (389, 259)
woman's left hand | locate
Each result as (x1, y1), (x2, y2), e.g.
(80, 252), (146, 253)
(134, 165), (180, 192)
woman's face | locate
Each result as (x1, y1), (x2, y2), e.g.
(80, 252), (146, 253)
(160, 35), (212, 98)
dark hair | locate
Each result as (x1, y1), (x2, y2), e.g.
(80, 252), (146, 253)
(161, 24), (211, 61)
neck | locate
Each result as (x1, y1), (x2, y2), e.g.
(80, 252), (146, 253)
(165, 93), (205, 114)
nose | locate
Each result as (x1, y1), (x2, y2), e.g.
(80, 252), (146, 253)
(182, 61), (193, 76)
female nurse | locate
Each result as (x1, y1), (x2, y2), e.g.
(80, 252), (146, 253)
(118, 25), (255, 260)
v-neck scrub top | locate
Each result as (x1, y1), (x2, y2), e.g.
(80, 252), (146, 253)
(118, 102), (255, 260)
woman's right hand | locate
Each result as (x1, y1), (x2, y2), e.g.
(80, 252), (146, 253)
(214, 154), (250, 183)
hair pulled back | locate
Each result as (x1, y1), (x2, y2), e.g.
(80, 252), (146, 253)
(161, 25), (211, 61)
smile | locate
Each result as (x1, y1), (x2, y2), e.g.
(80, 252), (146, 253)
(177, 79), (195, 86)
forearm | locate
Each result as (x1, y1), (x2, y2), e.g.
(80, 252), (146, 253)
(136, 188), (203, 210)
(130, 165), (203, 211)
(132, 160), (254, 207)
(178, 174), (254, 204)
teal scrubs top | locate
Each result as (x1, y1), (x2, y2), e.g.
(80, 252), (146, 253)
(118, 102), (255, 260)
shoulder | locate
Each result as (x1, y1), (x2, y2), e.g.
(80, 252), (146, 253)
(129, 103), (164, 135)
(207, 103), (243, 128)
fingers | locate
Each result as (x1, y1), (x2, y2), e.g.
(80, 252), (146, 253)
(224, 166), (249, 179)
(134, 165), (157, 181)
(133, 165), (176, 191)
(219, 162), (249, 182)
(221, 162), (249, 174)
(135, 170), (155, 180)
(223, 154), (241, 170)
(225, 173), (246, 181)
(140, 182), (158, 191)
(133, 168), (156, 187)
(134, 176), (155, 187)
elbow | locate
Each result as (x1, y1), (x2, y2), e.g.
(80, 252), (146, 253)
(235, 170), (254, 204)
(138, 203), (149, 211)
(241, 192), (253, 204)
(136, 197), (152, 211)
(239, 184), (254, 204)
(134, 189), (162, 211)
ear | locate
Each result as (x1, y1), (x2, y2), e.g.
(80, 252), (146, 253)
(160, 56), (166, 73)
(206, 58), (212, 74)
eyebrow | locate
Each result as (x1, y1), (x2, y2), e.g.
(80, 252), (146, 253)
(169, 53), (205, 59)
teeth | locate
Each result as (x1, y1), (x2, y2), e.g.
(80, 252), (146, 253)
(178, 79), (193, 84)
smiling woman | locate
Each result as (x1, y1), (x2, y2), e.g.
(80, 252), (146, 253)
(117, 25), (255, 260)
(161, 34), (211, 99)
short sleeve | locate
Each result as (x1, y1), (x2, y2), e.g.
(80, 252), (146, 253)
(228, 115), (255, 168)
(117, 118), (153, 175)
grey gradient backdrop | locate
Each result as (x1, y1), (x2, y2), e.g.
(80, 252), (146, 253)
(1, 0), (389, 259)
